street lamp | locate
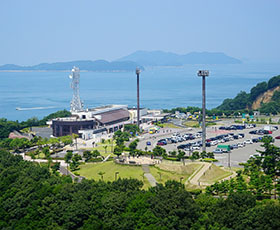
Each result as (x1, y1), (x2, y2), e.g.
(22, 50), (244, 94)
(115, 171), (119, 181)
(197, 70), (209, 153)
(136, 67), (141, 129)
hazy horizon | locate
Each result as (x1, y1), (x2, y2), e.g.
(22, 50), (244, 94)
(1, 0), (280, 66)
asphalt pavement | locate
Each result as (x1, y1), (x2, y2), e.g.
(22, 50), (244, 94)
(137, 121), (280, 168)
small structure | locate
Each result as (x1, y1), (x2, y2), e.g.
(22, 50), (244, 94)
(50, 105), (130, 137)
(9, 130), (33, 140)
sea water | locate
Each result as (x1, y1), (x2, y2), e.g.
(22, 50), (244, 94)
(0, 63), (279, 121)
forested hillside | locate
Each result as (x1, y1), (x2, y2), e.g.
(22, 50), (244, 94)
(0, 110), (71, 138)
(217, 75), (280, 114)
(0, 150), (280, 229)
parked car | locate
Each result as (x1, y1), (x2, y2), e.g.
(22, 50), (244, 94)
(238, 143), (244, 148)
(146, 141), (151, 146)
(252, 138), (259, 143)
(213, 149), (223, 154)
(275, 136), (280, 139)
(249, 130), (257, 134)
(245, 139), (253, 144)
(238, 135), (243, 139)
(249, 153), (261, 158)
(177, 144), (187, 149)
(231, 144), (238, 149)
(157, 142), (165, 146)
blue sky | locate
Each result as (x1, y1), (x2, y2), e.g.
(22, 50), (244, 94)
(1, 0), (279, 65)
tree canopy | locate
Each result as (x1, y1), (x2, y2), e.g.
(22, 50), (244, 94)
(0, 149), (280, 229)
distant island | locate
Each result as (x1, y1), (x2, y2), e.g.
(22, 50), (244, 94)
(118, 50), (242, 66)
(0, 51), (242, 71)
(0, 60), (144, 72)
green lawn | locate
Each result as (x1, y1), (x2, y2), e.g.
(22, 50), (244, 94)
(92, 139), (116, 157)
(77, 161), (151, 188)
(161, 123), (182, 129)
(199, 164), (233, 183)
(77, 161), (203, 189)
(183, 121), (199, 127)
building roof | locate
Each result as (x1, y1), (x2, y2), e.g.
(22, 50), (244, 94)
(94, 109), (129, 124)
(88, 104), (127, 115)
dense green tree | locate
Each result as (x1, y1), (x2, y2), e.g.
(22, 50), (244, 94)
(1, 150), (280, 229)
(124, 124), (139, 136)
(128, 139), (139, 156)
(267, 75), (280, 89)
(190, 151), (200, 160)
(250, 81), (268, 102)
(51, 162), (60, 173)
(64, 151), (73, 172)
(113, 145), (123, 158)
(152, 146), (166, 156)
(83, 150), (93, 162)
(70, 153), (82, 171)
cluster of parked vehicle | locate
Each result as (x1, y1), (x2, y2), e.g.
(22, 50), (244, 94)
(219, 124), (256, 130)
(176, 132), (270, 153)
(249, 129), (272, 135)
(156, 132), (201, 146)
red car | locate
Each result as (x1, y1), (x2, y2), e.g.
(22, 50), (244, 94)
(157, 142), (165, 146)
(275, 136), (280, 139)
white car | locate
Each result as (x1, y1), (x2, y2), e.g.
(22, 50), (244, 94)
(245, 139), (253, 144)
(250, 153), (261, 158)
(238, 143), (244, 148)
(192, 146), (200, 150)
(210, 141), (217, 146)
(213, 149), (223, 154)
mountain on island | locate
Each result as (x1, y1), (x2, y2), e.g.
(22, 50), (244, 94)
(0, 60), (144, 72)
(118, 50), (242, 66)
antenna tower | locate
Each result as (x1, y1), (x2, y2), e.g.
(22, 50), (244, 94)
(69, 66), (83, 112)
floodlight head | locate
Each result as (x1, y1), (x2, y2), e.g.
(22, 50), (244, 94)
(136, 67), (141, 75)
(197, 70), (209, 77)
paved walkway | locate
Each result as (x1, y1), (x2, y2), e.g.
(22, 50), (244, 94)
(187, 162), (211, 186)
(60, 166), (84, 182)
(186, 162), (237, 187)
(142, 164), (157, 187)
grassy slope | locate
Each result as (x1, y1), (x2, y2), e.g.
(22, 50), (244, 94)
(199, 164), (233, 183)
(150, 162), (201, 184)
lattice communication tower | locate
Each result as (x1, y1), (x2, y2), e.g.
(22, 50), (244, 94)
(69, 66), (83, 112)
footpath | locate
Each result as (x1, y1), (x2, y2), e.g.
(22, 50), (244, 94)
(21, 153), (84, 182)
(186, 162), (237, 187)
(142, 164), (157, 187)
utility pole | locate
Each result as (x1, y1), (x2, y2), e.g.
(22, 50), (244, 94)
(136, 68), (141, 129)
(197, 70), (209, 153)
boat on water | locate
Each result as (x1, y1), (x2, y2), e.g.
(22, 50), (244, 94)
(16, 106), (56, 111)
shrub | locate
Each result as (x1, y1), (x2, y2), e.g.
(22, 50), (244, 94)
(201, 158), (218, 162)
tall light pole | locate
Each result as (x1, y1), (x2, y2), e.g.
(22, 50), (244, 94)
(197, 70), (209, 153)
(136, 68), (141, 129)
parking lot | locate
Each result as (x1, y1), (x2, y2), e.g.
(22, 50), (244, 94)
(138, 122), (280, 168)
